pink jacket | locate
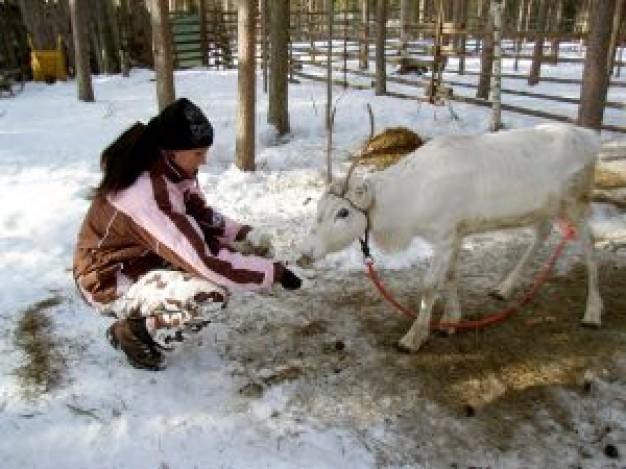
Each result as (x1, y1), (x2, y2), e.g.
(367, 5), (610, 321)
(73, 155), (279, 306)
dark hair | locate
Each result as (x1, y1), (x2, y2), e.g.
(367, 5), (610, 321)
(94, 122), (160, 198)
(94, 98), (213, 198)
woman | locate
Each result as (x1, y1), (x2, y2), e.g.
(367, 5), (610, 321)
(73, 98), (301, 371)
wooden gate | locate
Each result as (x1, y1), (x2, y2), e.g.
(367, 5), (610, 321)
(170, 8), (234, 70)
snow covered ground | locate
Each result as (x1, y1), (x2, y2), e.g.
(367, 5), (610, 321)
(1, 54), (625, 469)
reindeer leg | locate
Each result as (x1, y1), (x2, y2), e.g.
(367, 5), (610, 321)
(491, 219), (552, 300)
(439, 235), (462, 335)
(579, 220), (602, 326)
(398, 237), (455, 352)
(566, 203), (602, 326)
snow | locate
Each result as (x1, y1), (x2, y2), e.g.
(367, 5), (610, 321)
(1, 53), (625, 469)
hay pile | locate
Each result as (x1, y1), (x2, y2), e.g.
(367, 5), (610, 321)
(593, 158), (626, 209)
(356, 127), (423, 170)
(592, 144), (626, 248)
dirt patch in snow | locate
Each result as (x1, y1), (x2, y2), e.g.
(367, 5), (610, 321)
(220, 234), (626, 467)
(13, 295), (67, 399)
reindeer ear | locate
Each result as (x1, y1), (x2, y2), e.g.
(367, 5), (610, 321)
(348, 180), (374, 210)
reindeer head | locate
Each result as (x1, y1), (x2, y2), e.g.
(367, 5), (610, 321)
(299, 164), (375, 262)
(298, 103), (378, 264)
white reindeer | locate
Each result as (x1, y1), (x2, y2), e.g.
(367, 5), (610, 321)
(300, 123), (603, 352)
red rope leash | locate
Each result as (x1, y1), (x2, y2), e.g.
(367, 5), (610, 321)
(365, 221), (577, 331)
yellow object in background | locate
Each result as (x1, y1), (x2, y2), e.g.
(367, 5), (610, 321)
(29, 35), (67, 82)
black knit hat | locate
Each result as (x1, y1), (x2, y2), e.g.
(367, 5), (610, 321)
(147, 98), (213, 150)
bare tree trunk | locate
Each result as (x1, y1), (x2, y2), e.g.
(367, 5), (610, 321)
(476, 1), (493, 99)
(150, 0), (176, 111)
(455, 0), (467, 74)
(400, 0), (409, 58)
(608, 0), (625, 74)
(268, 0), (290, 135)
(528, 0), (548, 85)
(70, 0), (94, 101)
(18, 0), (56, 49)
(490, 0), (503, 131)
(579, 0), (617, 129)
(374, 0), (386, 96)
(118, 0), (131, 76)
(97, 0), (120, 74)
(513, 0), (528, 71)
(359, 0), (369, 70)
(90, 18), (104, 74)
(128, 1), (153, 68)
(548, 0), (563, 64)
(325, 0), (333, 130)
(260, 0), (268, 92)
(235, 0), (256, 171)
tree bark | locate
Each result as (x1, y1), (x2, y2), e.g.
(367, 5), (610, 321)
(579, 0), (617, 129)
(118, 0), (131, 76)
(325, 0), (333, 130)
(476, 1), (493, 99)
(607, 0), (625, 74)
(18, 0), (56, 49)
(235, 0), (256, 171)
(70, 0), (94, 101)
(359, 0), (369, 70)
(490, 0), (503, 131)
(97, 0), (120, 74)
(150, 0), (176, 111)
(260, 0), (268, 92)
(528, 0), (549, 85)
(455, 0), (467, 74)
(400, 0), (409, 58)
(268, 0), (290, 136)
(129, 0), (153, 68)
(374, 0), (387, 96)
(513, 0), (528, 72)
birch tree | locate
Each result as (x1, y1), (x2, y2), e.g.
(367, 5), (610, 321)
(490, 0), (503, 131)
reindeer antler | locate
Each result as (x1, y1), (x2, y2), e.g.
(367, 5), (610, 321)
(330, 103), (374, 195)
(339, 158), (360, 196)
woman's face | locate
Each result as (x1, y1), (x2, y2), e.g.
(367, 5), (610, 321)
(170, 147), (209, 177)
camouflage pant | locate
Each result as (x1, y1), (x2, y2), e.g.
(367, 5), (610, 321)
(104, 269), (228, 346)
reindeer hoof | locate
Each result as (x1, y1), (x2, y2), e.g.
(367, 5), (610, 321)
(580, 320), (601, 329)
(433, 327), (456, 337)
(395, 337), (427, 354)
(395, 342), (417, 354)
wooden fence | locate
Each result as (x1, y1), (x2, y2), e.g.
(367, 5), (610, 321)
(167, 5), (626, 133)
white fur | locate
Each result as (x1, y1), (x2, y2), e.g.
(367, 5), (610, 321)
(300, 124), (603, 352)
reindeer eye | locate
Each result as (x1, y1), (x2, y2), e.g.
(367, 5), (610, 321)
(336, 208), (350, 219)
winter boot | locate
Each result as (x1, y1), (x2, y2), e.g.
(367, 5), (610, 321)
(106, 318), (167, 371)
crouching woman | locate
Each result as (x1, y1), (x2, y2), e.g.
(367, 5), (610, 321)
(73, 98), (301, 371)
